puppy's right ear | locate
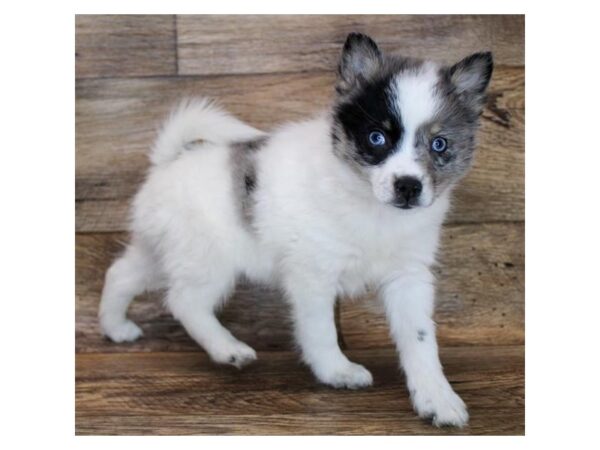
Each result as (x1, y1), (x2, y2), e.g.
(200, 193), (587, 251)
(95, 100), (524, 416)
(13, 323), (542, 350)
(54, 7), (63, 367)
(337, 33), (383, 95)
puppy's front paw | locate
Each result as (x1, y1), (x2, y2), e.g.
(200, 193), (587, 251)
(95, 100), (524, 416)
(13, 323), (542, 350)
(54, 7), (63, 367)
(410, 377), (469, 427)
(101, 319), (143, 343)
(315, 361), (373, 389)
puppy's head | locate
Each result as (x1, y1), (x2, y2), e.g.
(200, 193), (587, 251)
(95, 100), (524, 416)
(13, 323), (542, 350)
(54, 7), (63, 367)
(332, 33), (493, 210)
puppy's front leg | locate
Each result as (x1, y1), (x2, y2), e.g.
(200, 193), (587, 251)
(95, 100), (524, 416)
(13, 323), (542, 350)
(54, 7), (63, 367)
(382, 267), (468, 427)
(284, 273), (372, 389)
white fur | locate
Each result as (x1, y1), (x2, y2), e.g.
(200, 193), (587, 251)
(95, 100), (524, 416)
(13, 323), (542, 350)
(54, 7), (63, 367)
(370, 63), (440, 206)
(99, 98), (468, 426)
(150, 98), (265, 165)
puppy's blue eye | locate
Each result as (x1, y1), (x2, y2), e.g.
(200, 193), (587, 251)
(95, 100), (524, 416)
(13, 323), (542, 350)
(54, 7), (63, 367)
(368, 130), (386, 147)
(431, 137), (447, 153)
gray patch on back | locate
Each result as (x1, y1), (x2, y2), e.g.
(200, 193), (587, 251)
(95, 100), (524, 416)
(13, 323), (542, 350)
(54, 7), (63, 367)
(230, 136), (268, 226)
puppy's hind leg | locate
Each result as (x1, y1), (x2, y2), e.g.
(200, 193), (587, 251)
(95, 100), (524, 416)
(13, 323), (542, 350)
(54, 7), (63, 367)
(99, 242), (157, 342)
(167, 276), (257, 369)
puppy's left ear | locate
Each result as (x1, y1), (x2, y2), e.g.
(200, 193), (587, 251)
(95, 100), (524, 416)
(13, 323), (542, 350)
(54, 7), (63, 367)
(449, 52), (494, 112)
(337, 33), (383, 95)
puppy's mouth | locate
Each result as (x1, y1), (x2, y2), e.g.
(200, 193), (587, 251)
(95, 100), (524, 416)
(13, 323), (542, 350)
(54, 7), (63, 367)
(390, 196), (435, 210)
(391, 201), (419, 210)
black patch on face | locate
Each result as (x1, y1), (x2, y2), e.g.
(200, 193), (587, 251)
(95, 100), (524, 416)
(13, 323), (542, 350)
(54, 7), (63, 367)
(332, 56), (426, 172)
(417, 329), (427, 342)
(334, 75), (403, 166)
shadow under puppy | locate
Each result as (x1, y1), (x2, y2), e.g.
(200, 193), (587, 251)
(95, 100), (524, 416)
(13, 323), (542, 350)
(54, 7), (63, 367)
(99, 33), (493, 427)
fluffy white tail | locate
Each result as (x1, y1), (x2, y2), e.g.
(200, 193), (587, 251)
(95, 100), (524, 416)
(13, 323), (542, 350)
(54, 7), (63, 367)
(150, 98), (265, 166)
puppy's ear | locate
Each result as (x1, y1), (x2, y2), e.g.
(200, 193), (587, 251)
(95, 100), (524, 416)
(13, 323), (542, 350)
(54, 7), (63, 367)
(448, 52), (494, 112)
(337, 33), (383, 95)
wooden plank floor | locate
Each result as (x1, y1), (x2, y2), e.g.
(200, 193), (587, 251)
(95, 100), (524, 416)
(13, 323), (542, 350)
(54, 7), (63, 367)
(75, 15), (525, 435)
(76, 347), (524, 435)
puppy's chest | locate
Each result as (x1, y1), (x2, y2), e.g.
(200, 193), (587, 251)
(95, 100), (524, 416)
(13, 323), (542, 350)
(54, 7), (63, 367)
(335, 225), (437, 296)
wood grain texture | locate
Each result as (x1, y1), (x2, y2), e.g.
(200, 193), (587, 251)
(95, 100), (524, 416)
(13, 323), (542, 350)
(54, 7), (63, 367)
(177, 15), (524, 75)
(76, 15), (177, 78)
(75, 67), (523, 231)
(76, 222), (523, 353)
(76, 346), (524, 435)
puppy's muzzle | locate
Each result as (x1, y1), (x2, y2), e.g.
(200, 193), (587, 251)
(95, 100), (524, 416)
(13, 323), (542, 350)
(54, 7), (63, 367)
(393, 176), (422, 209)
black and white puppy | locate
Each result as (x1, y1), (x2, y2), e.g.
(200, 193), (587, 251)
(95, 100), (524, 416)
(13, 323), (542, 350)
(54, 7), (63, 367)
(99, 33), (493, 427)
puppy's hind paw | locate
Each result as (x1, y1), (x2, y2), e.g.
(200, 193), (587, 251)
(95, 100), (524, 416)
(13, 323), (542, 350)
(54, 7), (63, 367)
(211, 340), (258, 369)
(101, 319), (144, 343)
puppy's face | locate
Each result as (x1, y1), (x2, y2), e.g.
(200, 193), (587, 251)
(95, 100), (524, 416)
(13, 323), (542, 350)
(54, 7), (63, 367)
(332, 33), (493, 210)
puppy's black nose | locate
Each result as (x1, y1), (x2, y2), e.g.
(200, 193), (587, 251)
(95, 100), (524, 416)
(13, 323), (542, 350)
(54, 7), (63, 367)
(394, 176), (423, 206)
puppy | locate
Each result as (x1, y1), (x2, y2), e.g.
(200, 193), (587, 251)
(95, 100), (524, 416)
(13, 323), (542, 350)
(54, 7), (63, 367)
(99, 33), (493, 427)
